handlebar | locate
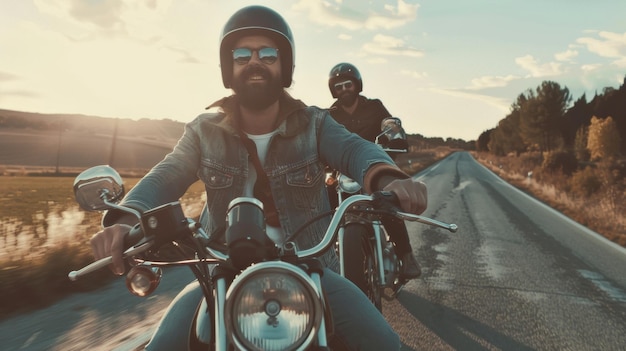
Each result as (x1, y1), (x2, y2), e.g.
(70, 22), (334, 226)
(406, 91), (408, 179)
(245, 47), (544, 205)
(381, 148), (407, 153)
(69, 192), (457, 280)
(297, 192), (457, 259)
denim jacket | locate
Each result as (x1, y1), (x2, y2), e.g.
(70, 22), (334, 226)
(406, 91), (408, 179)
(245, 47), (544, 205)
(105, 93), (404, 270)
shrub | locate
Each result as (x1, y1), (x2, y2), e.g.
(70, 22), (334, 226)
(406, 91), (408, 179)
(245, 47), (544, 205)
(570, 167), (602, 198)
(0, 242), (114, 318)
(542, 150), (578, 175)
(519, 152), (543, 171)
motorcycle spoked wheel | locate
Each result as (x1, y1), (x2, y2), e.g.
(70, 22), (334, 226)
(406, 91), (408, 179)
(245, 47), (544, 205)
(342, 223), (382, 312)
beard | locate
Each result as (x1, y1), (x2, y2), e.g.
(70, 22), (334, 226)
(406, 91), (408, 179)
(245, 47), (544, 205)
(337, 91), (358, 107)
(232, 65), (283, 110)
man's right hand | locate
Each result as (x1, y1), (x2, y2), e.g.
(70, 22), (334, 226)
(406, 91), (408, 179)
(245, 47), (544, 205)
(90, 224), (132, 275)
(382, 178), (427, 215)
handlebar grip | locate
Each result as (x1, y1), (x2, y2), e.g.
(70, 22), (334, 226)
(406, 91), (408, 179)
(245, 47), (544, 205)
(68, 224), (151, 281)
(124, 223), (144, 249)
(373, 191), (401, 210)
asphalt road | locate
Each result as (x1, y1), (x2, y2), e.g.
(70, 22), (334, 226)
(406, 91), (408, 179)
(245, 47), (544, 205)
(385, 151), (626, 350)
(2, 151), (625, 350)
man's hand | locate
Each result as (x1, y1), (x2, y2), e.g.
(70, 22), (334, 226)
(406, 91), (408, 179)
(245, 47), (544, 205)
(382, 178), (427, 214)
(90, 224), (132, 275)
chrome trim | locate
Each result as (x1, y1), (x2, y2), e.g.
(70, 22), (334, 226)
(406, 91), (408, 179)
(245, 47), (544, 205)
(224, 261), (323, 351)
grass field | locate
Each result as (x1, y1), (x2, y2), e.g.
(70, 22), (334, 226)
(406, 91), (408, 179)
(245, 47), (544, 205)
(0, 175), (206, 317)
(0, 176), (207, 256)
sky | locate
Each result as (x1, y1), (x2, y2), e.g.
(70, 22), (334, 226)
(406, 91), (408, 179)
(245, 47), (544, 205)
(1, 0), (625, 141)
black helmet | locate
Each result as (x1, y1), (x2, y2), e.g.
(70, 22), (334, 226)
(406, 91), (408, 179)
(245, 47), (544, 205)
(220, 6), (295, 88)
(328, 62), (363, 98)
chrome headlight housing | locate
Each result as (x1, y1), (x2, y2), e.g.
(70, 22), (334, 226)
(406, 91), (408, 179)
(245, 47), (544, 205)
(224, 261), (323, 351)
(337, 174), (361, 194)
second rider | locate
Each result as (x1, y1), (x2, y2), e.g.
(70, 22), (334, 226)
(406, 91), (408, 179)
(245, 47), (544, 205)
(327, 62), (421, 280)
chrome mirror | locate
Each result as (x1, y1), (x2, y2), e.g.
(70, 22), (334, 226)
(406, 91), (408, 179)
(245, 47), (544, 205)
(73, 165), (125, 211)
(376, 117), (406, 144)
(381, 117), (405, 139)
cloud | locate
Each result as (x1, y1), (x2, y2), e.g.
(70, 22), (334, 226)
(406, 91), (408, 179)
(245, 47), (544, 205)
(33, 0), (172, 39)
(338, 33), (352, 41)
(468, 75), (520, 90)
(430, 88), (510, 112)
(401, 70), (428, 80)
(293, 0), (418, 30)
(0, 89), (40, 99)
(577, 31), (626, 58)
(34, 0), (126, 31)
(613, 57), (626, 68)
(30, 0), (201, 64)
(581, 64), (602, 72)
(362, 34), (423, 57)
(164, 46), (202, 64)
(0, 71), (20, 82)
(515, 55), (564, 77)
(554, 49), (578, 62)
(367, 57), (388, 64)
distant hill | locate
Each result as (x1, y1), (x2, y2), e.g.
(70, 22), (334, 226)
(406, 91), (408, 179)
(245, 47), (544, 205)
(0, 108), (473, 175)
(0, 109), (185, 173)
(0, 108), (185, 140)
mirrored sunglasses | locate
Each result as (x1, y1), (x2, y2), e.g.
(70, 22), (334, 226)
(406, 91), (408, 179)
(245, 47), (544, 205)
(232, 47), (279, 65)
(333, 80), (354, 91)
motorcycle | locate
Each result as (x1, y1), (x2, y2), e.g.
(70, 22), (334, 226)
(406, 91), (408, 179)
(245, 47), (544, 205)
(325, 117), (456, 311)
(69, 164), (457, 350)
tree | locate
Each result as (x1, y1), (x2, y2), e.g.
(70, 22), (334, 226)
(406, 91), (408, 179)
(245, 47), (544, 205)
(518, 89), (542, 150)
(574, 126), (590, 162)
(539, 81), (570, 150)
(488, 109), (525, 156)
(562, 94), (591, 148)
(476, 129), (492, 152)
(587, 116), (621, 161)
(519, 81), (571, 152)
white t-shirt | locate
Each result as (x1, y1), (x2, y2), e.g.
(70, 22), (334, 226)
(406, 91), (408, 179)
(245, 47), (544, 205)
(244, 131), (285, 245)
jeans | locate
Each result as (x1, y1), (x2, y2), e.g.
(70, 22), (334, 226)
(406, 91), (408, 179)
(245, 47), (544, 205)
(322, 268), (400, 351)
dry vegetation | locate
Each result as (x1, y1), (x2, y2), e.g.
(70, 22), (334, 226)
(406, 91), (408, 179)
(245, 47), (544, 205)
(396, 146), (455, 175)
(0, 176), (206, 318)
(473, 151), (626, 247)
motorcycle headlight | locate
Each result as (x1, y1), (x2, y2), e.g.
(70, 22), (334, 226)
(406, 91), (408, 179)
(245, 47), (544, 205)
(337, 174), (361, 194)
(225, 262), (323, 351)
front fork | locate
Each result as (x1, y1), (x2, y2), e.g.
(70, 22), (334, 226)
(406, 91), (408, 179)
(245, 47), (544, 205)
(371, 220), (387, 286)
(310, 272), (330, 348)
(377, 222), (408, 299)
(213, 277), (228, 350)
(337, 221), (387, 286)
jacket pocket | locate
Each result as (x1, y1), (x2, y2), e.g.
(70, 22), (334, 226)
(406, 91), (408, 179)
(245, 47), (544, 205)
(199, 161), (235, 189)
(285, 162), (325, 210)
(286, 162), (323, 187)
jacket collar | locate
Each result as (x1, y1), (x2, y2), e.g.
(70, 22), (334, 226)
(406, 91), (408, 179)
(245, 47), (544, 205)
(329, 94), (366, 114)
(205, 91), (308, 137)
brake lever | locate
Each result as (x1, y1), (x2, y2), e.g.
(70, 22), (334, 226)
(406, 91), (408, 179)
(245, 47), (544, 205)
(372, 191), (458, 233)
(395, 212), (458, 233)
(68, 239), (154, 281)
